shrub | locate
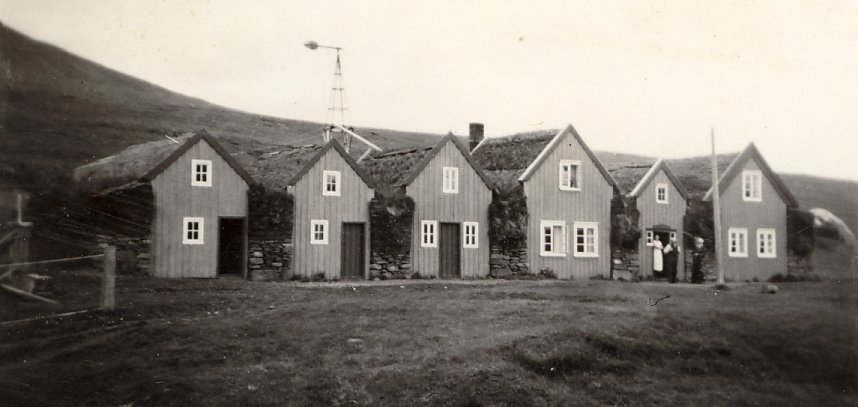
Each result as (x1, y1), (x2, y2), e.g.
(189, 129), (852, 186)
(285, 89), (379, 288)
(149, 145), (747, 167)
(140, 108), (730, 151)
(488, 188), (528, 250)
(538, 268), (557, 279)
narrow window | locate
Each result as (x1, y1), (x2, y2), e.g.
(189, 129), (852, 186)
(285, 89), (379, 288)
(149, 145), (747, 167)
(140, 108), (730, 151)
(442, 167), (459, 193)
(182, 217), (204, 245)
(322, 170), (341, 196)
(540, 221), (567, 256)
(656, 183), (668, 204)
(742, 170), (762, 202)
(728, 227), (748, 257)
(558, 160), (580, 191)
(310, 220), (328, 245)
(421, 220), (438, 248)
(646, 230), (654, 246)
(463, 222), (479, 249)
(191, 159), (213, 187)
(574, 222), (599, 257)
(757, 228), (776, 258)
(669, 231), (677, 241)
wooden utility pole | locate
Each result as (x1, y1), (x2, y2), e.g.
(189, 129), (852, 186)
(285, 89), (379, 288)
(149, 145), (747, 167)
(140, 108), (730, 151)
(711, 128), (725, 285)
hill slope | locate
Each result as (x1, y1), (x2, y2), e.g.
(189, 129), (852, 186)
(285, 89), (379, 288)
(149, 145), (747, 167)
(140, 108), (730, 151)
(0, 22), (442, 189)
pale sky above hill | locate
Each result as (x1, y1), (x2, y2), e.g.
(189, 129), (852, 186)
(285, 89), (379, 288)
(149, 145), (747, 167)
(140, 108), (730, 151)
(1, 0), (857, 180)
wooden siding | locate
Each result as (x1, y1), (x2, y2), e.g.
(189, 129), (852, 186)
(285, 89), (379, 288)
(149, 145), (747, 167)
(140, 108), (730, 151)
(718, 158), (788, 281)
(523, 132), (613, 279)
(291, 147), (372, 279)
(406, 141), (492, 278)
(151, 139), (249, 278)
(635, 169), (687, 278)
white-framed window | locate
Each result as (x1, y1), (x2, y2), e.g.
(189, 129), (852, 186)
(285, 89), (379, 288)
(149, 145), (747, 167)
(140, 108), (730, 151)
(191, 159), (212, 187)
(742, 170), (762, 202)
(322, 170), (341, 196)
(463, 222), (479, 249)
(646, 230), (654, 246)
(728, 227), (748, 257)
(421, 220), (437, 248)
(656, 183), (668, 204)
(669, 231), (677, 241)
(182, 217), (204, 245)
(559, 160), (581, 191)
(310, 220), (328, 245)
(442, 167), (459, 193)
(540, 220), (567, 257)
(757, 228), (776, 258)
(574, 222), (599, 257)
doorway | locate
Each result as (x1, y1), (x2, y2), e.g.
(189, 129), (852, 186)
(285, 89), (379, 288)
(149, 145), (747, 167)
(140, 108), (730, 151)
(217, 218), (245, 276)
(341, 222), (366, 279)
(649, 227), (673, 279)
(439, 223), (461, 278)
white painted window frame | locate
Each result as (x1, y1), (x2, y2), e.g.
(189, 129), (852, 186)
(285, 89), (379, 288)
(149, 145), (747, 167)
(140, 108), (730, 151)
(558, 160), (581, 191)
(757, 228), (777, 258)
(646, 230), (654, 246)
(442, 167), (459, 194)
(656, 183), (669, 204)
(728, 227), (748, 257)
(191, 159), (213, 187)
(669, 231), (677, 241)
(742, 170), (762, 202)
(421, 220), (438, 248)
(310, 219), (329, 245)
(182, 217), (204, 245)
(573, 221), (599, 258)
(463, 222), (479, 249)
(540, 220), (567, 257)
(322, 170), (342, 196)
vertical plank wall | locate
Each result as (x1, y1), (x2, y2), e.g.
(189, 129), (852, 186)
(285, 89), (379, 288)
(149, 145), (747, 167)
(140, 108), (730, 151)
(151, 140), (249, 278)
(719, 158), (787, 281)
(635, 169), (687, 278)
(291, 148), (372, 279)
(407, 141), (492, 278)
(523, 133), (613, 279)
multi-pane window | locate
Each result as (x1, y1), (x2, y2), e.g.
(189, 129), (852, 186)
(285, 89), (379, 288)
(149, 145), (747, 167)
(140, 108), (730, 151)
(757, 228), (776, 258)
(574, 222), (598, 257)
(322, 170), (341, 196)
(559, 160), (580, 190)
(442, 167), (459, 193)
(646, 230), (654, 246)
(182, 217), (204, 245)
(421, 220), (437, 248)
(310, 220), (328, 245)
(191, 159), (212, 187)
(728, 227), (748, 257)
(540, 221), (567, 256)
(656, 183), (668, 204)
(742, 170), (762, 202)
(463, 222), (479, 249)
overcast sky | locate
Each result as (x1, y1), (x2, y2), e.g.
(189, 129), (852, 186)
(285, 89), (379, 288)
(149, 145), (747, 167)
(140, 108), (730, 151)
(2, 0), (856, 180)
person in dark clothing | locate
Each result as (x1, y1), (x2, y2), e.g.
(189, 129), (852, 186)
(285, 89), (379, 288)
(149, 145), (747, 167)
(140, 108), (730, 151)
(691, 237), (706, 284)
(663, 237), (680, 283)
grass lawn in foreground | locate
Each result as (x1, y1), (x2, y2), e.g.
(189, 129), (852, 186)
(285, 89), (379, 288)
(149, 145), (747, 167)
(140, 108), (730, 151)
(1, 278), (856, 406)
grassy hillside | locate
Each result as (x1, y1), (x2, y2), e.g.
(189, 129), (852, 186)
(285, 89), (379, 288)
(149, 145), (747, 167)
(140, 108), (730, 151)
(0, 22), (442, 189)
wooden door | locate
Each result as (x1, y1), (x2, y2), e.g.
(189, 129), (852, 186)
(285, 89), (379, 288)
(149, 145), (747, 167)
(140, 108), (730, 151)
(439, 223), (461, 278)
(341, 222), (365, 279)
(217, 218), (245, 275)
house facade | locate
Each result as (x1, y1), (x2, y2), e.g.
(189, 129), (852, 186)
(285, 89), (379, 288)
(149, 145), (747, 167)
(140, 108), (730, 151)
(628, 159), (689, 279)
(287, 140), (374, 280)
(703, 143), (798, 281)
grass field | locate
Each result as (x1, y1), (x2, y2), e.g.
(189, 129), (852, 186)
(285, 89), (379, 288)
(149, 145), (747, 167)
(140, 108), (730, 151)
(1, 277), (856, 406)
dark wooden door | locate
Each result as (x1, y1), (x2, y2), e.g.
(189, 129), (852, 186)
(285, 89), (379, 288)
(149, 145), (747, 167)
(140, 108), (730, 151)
(218, 218), (245, 275)
(439, 223), (461, 278)
(341, 223), (365, 279)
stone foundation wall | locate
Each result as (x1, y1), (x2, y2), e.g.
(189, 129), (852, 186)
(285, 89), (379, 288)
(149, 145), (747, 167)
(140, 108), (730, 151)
(96, 234), (150, 275)
(488, 246), (531, 278)
(787, 252), (814, 276)
(369, 252), (413, 279)
(248, 239), (291, 281)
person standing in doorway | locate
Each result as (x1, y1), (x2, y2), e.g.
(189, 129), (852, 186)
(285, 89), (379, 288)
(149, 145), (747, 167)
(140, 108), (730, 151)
(691, 237), (706, 284)
(663, 237), (681, 283)
(652, 235), (664, 278)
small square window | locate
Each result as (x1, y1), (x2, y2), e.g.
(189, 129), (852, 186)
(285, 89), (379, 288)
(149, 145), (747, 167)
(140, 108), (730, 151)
(656, 183), (668, 204)
(463, 222), (479, 249)
(191, 159), (212, 187)
(421, 220), (438, 248)
(182, 217), (204, 245)
(310, 220), (328, 245)
(442, 167), (459, 194)
(322, 171), (341, 196)
(742, 170), (762, 202)
(574, 222), (599, 257)
(559, 160), (580, 191)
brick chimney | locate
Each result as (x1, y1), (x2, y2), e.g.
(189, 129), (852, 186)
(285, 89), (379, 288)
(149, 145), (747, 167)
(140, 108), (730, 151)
(469, 123), (484, 151)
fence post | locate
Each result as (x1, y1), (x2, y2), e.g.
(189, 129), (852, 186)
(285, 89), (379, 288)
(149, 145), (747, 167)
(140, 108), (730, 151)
(101, 245), (116, 310)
